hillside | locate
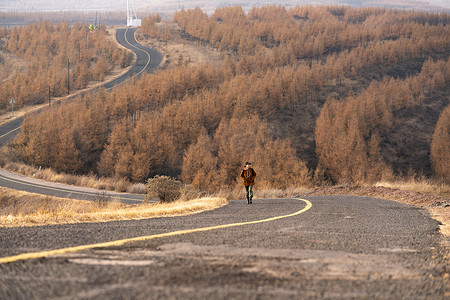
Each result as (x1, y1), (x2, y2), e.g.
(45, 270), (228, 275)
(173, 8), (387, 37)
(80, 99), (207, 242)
(0, 22), (131, 112)
(7, 5), (450, 190)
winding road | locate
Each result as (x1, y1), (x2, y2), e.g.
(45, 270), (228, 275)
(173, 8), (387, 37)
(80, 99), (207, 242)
(0, 28), (161, 202)
(0, 27), (447, 299)
(0, 196), (447, 298)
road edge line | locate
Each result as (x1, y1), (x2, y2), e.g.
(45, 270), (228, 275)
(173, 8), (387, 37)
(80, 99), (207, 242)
(0, 198), (312, 264)
(0, 174), (144, 202)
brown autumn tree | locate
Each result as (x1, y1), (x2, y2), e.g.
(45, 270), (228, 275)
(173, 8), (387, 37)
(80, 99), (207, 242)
(97, 121), (131, 178)
(430, 105), (450, 183)
(9, 6), (450, 190)
(315, 58), (450, 183)
(181, 133), (220, 191)
(181, 116), (310, 190)
(1, 21), (129, 111)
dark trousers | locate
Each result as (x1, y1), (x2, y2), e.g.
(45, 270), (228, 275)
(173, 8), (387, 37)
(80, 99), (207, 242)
(245, 185), (253, 201)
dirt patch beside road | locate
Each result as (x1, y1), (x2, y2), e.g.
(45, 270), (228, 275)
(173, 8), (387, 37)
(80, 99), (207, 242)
(135, 22), (222, 70)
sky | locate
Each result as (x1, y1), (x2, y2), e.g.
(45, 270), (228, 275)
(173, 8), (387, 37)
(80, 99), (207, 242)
(0, 0), (449, 12)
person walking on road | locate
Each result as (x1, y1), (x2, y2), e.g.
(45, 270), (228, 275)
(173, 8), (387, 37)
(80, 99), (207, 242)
(240, 162), (256, 204)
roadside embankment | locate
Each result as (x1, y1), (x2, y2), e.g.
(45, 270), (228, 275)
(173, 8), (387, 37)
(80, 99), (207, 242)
(0, 187), (227, 227)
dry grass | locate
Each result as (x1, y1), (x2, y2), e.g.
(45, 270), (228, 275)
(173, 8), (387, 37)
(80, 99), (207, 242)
(135, 22), (222, 70)
(0, 152), (145, 194)
(375, 179), (450, 198)
(0, 187), (227, 227)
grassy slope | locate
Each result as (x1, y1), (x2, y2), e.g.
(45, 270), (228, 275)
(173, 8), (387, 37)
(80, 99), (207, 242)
(0, 187), (227, 227)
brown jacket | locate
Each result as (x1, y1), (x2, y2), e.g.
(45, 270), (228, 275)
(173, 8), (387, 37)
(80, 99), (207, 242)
(240, 167), (256, 186)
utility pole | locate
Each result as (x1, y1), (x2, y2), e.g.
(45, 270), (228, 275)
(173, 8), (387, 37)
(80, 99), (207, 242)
(67, 59), (70, 96)
(127, 0), (141, 27)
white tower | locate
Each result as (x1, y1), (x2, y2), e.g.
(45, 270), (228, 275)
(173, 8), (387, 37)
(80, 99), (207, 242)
(127, 0), (141, 27)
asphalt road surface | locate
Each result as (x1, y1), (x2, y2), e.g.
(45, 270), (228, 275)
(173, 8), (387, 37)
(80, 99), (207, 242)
(104, 28), (162, 90)
(0, 27), (161, 202)
(0, 196), (447, 299)
(0, 169), (145, 204)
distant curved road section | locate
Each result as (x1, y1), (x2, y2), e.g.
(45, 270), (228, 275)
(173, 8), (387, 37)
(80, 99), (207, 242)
(0, 27), (161, 203)
(0, 27), (162, 147)
(105, 28), (162, 90)
(0, 169), (146, 204)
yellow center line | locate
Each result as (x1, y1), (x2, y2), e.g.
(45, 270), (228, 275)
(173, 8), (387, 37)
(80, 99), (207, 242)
(124, 28), (152, 76)
(0, 198), (312, 264)
(108, 28), (152, 90)
(0, 175), (144, 202)
(0, 127), (20, 140)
